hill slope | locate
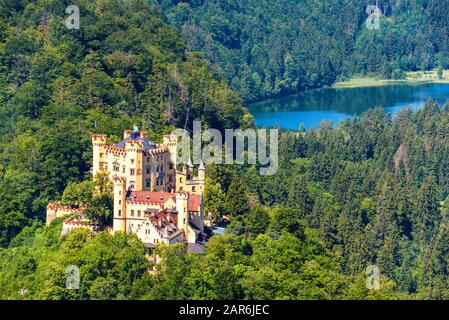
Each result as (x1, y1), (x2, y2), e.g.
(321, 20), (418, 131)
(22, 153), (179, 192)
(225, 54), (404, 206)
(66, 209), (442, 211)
(0, 0), (250, 246)
(158, 0), (449, 101)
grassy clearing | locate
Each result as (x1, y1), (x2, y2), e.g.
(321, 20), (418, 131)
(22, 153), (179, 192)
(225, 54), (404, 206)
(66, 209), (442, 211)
(333, 69), (449, 88)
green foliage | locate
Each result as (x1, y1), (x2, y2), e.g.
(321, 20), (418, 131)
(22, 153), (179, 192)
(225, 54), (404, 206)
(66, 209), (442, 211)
(246, 206), (270, 236)
(0, 0), (249, 247)
(159, 0), (449, 101)
(224, 176), (250, 220)
(0, 0), (448, 301)
(203, 178), (225, 221)
(84, 193), (113, 229)
(62, 180), (94, 205)
(230, 99), (448, 299)
(0, 223), (150, 300)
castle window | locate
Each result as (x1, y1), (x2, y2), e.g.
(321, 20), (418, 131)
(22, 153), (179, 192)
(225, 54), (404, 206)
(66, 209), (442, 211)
(131, 210), (134, 217)
(131, 159), (135, 164)
(147, 157), (150, 162)
(168, 175), (173, 183)
(119, 200), (121, 205)
(118, 210), (121, 216)
(113, 162), (120, 172)
(122, 166), (126, 173)
(192, 186), (196, 193)
(146, 167), (151, 174)
(138, 210), (141, 217)
(160, 165), (164, 172)
(146, 178), (150, 188)
(168, 162), (173, 170)
(130, 181), (135, 189)
(100, 153), (104, 157)
(130, 169), (135, 176)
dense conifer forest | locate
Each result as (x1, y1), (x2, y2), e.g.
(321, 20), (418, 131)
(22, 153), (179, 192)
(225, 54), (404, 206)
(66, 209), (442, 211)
(0, 0), (448, 300)
(158, 0), (449, 101)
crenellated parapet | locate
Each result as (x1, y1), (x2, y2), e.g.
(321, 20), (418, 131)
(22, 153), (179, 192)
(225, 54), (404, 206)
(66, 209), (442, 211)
(125, 139), (144, 151)
(61, 216), (96, 235)
(145, 147), (168, 156)
(105, 145), (127, 156)
(163, 134), (178, 146)
(46, 202), (87, 226)
(92, 133), (107, 141)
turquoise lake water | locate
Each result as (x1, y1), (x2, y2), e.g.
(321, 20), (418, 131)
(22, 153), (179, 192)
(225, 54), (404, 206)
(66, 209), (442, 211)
(248, 83), (449, 130)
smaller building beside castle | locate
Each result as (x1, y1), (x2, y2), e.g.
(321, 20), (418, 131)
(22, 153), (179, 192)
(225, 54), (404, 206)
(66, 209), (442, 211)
(46, 202), (87, 225)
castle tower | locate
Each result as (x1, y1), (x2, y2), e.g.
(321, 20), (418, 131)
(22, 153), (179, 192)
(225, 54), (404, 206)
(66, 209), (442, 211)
(198, 160), (206, 182)
(113, 176), (127, 233)
(125, 128), (144, 191)
(186, 158), (193, 180)
(92, 134), (107, 177)
(163, 134), (178, 192)
(176, 191), (189, 236)
(197, 160), (206, 195)
(163, 134), (178, 166)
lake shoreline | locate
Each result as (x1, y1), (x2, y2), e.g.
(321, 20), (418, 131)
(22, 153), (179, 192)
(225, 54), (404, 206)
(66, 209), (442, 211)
(249, 82), (449, 130)
(247, 71), (449, 106)
(333, 70), (449, 89)
(333, 79), (449, 89)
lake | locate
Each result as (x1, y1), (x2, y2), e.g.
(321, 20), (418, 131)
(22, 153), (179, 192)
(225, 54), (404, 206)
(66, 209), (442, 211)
(248, 83), (449, 130)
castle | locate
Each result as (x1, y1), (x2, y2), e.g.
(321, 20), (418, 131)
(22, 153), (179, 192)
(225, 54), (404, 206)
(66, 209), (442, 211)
(47, 127), (207, 250)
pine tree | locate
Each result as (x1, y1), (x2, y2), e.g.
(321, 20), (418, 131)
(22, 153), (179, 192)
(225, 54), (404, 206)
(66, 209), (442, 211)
(415, 176), (440, 244)
(419, 223), (449, 299)
(224, 177), (250, 221)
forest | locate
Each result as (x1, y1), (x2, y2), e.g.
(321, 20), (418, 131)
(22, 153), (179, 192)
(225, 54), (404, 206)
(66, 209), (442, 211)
(0, 0), (250, 248)
(158, 0), (449, 101)
(2, 100), (448, 299)
(0, 0), (449, 300)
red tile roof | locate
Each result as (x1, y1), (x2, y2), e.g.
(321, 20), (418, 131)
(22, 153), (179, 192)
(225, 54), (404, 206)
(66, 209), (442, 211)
(188, 194), (202, 212)
(127, 191), (202, 212)
(128, 191), (176, 204)
(148, 210), (178, 237)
